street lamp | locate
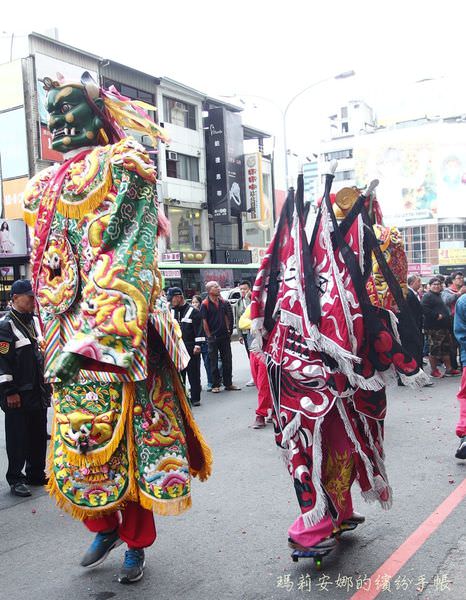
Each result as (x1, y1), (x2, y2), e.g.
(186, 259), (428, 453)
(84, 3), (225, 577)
(220, 69), (355, 188)
(282, 70), (355, 187)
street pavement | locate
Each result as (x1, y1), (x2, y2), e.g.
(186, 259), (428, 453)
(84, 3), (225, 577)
(0, 342), (465, 600)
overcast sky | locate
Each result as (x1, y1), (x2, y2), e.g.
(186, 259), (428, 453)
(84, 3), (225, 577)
(2, 0), (464, 180)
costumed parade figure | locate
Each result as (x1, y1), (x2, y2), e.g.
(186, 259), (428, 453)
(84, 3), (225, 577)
(250, 166), (427, 567)
(23, 72), (212, 584)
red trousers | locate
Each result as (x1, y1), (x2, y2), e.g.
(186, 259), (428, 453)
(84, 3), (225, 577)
(288, 406), (355, 547)
(250, 353), (273, 417)
(84, 501), (156, 549)
(456, 368), (466, 437)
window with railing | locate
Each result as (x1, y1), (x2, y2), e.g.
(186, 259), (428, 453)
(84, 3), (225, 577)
(163, 96), (197, 130)
(323, 149), (353, 161)
(166, 152), (200, 182)
(400, 228), (409, 253)
(439, 224), (466, 242)
(411, 226), (427, 262)
(102, 78), (154, 105)
(167, 207), (202, 250)
(321, 170), (354, 182)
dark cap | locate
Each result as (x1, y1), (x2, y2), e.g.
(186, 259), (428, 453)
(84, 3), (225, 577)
(167, 286), (183, 301)
(10, 279), (34, 297)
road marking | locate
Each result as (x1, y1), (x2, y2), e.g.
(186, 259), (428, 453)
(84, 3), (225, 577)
(350, 477), (466, 599)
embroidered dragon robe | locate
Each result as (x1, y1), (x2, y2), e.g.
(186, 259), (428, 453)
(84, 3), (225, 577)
(251, 182), (425, 528)
(24, 138), (212, 519)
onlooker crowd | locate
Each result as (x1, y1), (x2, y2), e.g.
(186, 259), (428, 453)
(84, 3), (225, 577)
(407, 271), (466, 460)
(421, 276), (461, 378)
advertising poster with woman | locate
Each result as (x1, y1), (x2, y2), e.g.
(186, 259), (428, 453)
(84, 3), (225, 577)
(0, 219), (28, 257)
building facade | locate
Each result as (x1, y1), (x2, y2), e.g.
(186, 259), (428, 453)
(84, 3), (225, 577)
(0, 32), (274, 302)
(317, 104), (466, 278)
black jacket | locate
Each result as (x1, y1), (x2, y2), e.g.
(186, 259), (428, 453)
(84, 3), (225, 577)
(407, 288), (423, 332)
(200, 297), (234, 339)
(421, 291), (450, 330)
(171, 303), (205, 349)
(0, 310), (48, 411)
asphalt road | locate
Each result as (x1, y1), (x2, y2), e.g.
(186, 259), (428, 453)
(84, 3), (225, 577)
(0, 342), (464, 600)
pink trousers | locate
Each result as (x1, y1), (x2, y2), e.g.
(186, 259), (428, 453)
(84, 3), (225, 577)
(250, 353), (273, 417)
(84, 501), (156, 549)
(456, 368), (466, 437)
(288, 407), (356, 547)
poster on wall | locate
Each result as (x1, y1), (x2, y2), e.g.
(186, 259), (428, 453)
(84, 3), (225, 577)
(35, 53), (98, 162)
(0, 219), (28, 257)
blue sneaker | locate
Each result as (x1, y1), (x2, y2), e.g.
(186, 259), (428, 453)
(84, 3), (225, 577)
(80, 529), (122, 568)
(118, 548), (145, 584)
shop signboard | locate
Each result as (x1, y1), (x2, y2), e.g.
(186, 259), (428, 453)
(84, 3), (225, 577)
(249, 246), (268, 264)
(160, 269), (181, 279)
(407, 262), (433, 276)
(161, 252), (181, 261)
(215, 249), (252, 264)
(244, 153), (262, 221)
(439, 264), (466, 276)
(204, 106), (246, 223)
(205, 106), (230, 223)
(438, 248), (466, 266)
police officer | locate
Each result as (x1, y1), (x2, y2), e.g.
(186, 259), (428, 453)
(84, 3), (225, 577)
(168, 288), (204, 406)
(0, 280), (48, 497)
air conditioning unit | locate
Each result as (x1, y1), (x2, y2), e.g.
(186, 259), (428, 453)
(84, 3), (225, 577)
(167, 151), (178, 161)
(174, 101), (187, 111)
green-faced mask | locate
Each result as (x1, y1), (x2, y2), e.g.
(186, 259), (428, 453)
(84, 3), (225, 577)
(47, 85), (104, 153)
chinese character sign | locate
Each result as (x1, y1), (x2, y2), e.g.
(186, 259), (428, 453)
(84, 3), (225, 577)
(244, 153), (263, 221)
(204, 106), (230, 223)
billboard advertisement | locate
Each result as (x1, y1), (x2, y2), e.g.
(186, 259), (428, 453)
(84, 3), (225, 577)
(0, 219), (28, 257)
(2, 177), (28, 219)
(0, 108), (29, 179)
(0, 60), (24, 112)
(35, 53), (98, 162)
(204, 106), (246, 223)
(223, 109), (245, 217)
(205, 106), (229, 223)
(354, 122), (466, 225)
